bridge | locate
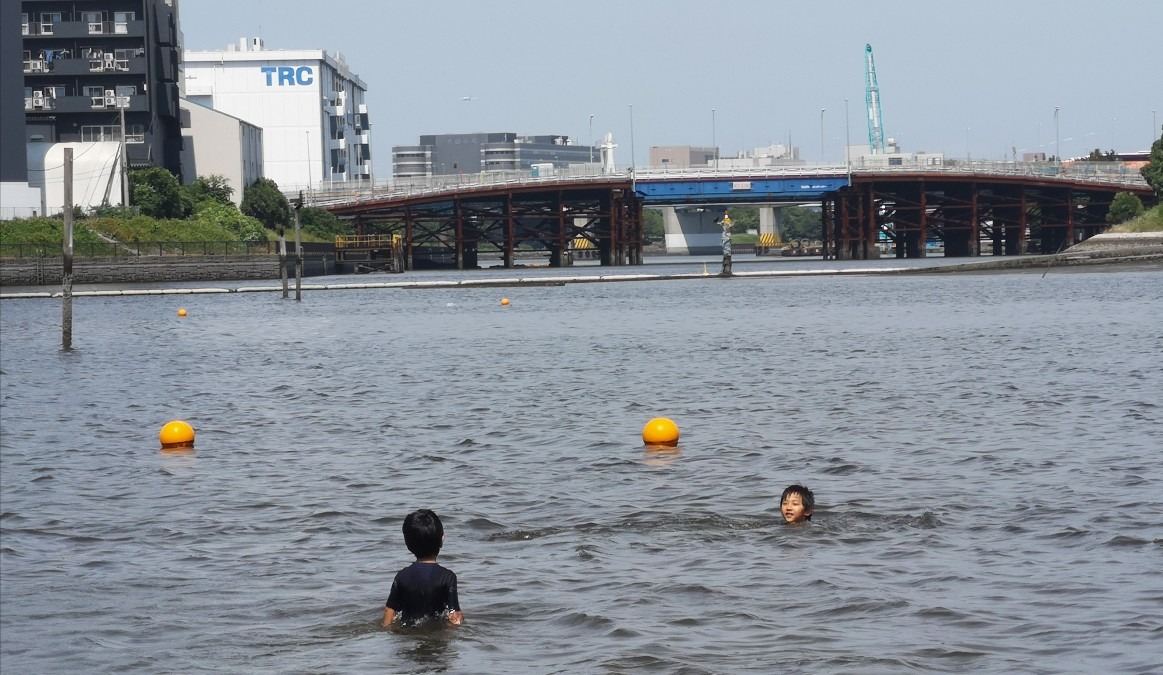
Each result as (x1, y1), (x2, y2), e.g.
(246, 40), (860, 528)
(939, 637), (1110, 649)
(311, 161), (1153, 269)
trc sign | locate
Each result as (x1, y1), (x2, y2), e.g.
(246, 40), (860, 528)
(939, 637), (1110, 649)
(261, 66), (314, 86)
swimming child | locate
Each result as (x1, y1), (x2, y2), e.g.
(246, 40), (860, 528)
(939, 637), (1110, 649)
(383, 509), (464, 627)
(780, 484), (814, 524)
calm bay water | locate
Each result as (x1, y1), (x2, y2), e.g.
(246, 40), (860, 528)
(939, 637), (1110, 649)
(2, 264), (1161, 673)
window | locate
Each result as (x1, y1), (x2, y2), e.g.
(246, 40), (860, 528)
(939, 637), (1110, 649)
(114, 12), (134, 34)
(22, 13), (29, 35)
(83, 11), (104, 33)
(114, 49), (135, 61)
(82, 125), (119, 142)
(83, 86), (103, 98)
(115, 85), (136, 97)
(127, 124), (145, 143)
(40, 12), (61, 34)
(43, 86), (64, 99)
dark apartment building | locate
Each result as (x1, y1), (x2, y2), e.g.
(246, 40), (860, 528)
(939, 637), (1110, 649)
(15, 0), (184, 176)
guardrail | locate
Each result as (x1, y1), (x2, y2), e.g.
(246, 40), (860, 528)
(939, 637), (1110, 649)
(298, 159), (1148, 209)
(0, 241), (283, 259)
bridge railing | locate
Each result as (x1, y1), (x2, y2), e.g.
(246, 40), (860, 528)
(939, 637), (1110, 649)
(300, 159), (1147, 208)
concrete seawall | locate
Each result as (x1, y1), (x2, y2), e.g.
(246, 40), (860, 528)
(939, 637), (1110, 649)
(0, 255), (338, 286)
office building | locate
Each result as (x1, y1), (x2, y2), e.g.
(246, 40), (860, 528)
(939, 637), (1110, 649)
(184, 38), (372, 191)
(393, 133), (597, 179)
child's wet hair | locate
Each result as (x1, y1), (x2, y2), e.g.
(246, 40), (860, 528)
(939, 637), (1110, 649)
(403, 509), (444, 559)
(780, 484), (815, 513)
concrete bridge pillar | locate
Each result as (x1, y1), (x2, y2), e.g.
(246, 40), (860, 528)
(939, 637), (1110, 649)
(758, 206), (782, 239)
(662, 206), (730, 255)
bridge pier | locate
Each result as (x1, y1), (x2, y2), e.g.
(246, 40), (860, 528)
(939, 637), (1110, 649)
(662, 206), (731, 255)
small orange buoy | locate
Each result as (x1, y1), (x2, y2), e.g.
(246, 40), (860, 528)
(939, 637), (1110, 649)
(177, 308), (188, 317)
(642, 417), (680, 446)
(500, 298), (510, 306)
(160, 420), (195, 449)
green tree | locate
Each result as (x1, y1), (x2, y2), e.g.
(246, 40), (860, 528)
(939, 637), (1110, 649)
(240, 177), (291, 234)
(130, 167), (184, 219)
(184, 175), (235, 207)
(779, 206), (823, 241)
(298, 206), (352, 239)
(1141, 128), (1163, 196)
(642, 208), (663, 241)
(1106, 192), (1145, 224)
(1085, 149), (1118, 161)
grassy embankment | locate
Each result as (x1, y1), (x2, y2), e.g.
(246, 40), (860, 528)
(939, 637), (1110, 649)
(1108, 203), (1163, 233)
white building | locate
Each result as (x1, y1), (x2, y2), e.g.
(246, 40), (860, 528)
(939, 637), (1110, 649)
(179, 100), (264, 206)
(183, 37), (371, 192)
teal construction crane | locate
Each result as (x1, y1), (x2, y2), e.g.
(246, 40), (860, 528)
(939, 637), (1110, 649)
(864, 43), (886, 154)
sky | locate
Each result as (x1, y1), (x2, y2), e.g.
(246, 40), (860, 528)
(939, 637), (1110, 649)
(179, 0), (1163, 176)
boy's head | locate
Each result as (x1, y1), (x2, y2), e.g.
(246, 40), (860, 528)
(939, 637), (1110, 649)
(402, 509), (444, 559)
(780, 485), (814, 523)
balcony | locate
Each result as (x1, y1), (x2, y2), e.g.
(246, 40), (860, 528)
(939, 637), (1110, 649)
(40, 55), (146, 76)
(25, 96), (58, 112)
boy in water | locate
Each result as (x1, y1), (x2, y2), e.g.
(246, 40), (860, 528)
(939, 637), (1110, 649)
(780, 484), (814, 524)
(383, 509), (464, 627)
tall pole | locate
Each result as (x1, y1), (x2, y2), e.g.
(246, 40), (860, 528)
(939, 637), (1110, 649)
(629, 104), (636, 173)
(844, 98), (851, 184)
(589, 114), (594, 167)
(293, 191), (303, 302)
(305, 131), (312, 191)
(820, 108), (826, 163)
(966, 127), (971, 161)
(712, 107), (717, 169)
(62, 148), (74, 351)
(118, 97), (129, 207)
(1054, 106), (1061, 163)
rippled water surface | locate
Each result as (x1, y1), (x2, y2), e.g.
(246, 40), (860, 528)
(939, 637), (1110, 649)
(2, 268), (1161, 673)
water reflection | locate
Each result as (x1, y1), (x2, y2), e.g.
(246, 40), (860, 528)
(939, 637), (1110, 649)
(642, 445), (683, 468)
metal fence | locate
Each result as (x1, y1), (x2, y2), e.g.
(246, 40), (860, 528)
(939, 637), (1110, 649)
(0, 240), (282, 259)
(299, 159), (1149, 209)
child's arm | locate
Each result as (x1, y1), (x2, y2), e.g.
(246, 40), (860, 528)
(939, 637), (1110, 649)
(382, 607), (396, 627)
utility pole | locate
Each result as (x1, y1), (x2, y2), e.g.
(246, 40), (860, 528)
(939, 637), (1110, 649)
(118, 96), (129, 207)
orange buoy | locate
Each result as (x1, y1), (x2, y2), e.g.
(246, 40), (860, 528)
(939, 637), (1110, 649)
(160, 420), (195, 449)
(177, 308), (188, 317)
(500, 298), (510, 306)
(642, 417), (680, 446)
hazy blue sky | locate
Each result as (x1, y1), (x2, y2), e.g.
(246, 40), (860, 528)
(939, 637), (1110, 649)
(180, 0), (1162, 174)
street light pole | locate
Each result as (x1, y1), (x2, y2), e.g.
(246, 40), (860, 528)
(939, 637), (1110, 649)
(629, 104), (635, 173)
(712, 108), (717, 169)
(305, 131), (312, 189)
(589, 114), (594, 167)
(819, 108), (826, 163)
(1054, 106), (1061, 163)
(844, 98), (851, 184)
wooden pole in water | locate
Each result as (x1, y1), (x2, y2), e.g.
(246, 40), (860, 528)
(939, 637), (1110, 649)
(279, 223), (288, 299)
(293, 191), (303, 301)
(61, 148), (74, 351)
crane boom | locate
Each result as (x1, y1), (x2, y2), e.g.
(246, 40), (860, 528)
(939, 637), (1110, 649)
(864, 43), (886, 154)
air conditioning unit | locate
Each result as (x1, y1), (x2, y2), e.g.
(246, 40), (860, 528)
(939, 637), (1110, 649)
(104, 90), (117, 106)
(32, 91), (44, 108)
(30, 60), (45, 72)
